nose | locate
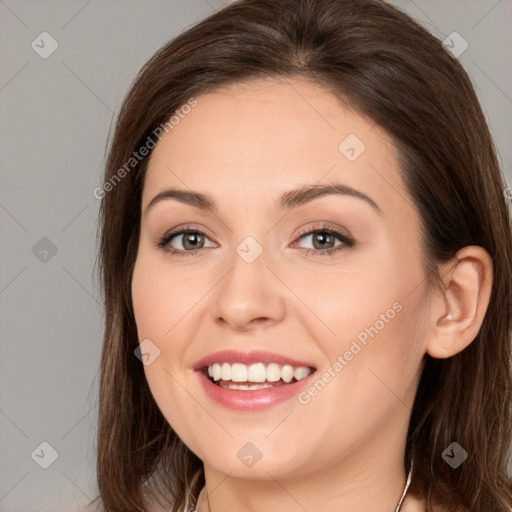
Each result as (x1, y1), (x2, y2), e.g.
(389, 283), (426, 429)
(212, 241), (286, 332)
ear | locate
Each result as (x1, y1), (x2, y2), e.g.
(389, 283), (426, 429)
(425, 246), (493, 359)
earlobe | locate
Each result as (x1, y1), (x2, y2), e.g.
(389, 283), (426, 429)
(425, 246), (493, 360)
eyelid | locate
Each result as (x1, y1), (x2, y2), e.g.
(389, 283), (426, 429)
(293, 222), (352, 241)
(161, 223), (218, 242)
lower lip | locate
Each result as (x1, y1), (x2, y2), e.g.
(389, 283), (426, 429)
(196, 370), (315, 411)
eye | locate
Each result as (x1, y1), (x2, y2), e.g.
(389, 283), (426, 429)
(292, 223), (355, 256)
(155, 226), (216, 256)
(155, 223), (355, 257)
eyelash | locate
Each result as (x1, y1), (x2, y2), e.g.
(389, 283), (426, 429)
(155, 223), (356, 257)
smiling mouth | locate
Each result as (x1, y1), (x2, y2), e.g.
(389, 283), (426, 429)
(202, 362), (316, 390)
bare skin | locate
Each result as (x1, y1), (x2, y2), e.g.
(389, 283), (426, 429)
(133, 78), (492, 512)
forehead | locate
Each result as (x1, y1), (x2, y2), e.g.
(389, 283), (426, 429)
(142, 77), (410, 219)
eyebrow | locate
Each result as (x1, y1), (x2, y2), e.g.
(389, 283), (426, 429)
(144, 183), (382, 215)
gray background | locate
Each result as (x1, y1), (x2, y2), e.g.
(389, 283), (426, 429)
(0, 1), (510, 510)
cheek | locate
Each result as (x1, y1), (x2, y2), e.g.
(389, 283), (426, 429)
(131, 253), (179, 339)
(131, 254), (198, 435)
(131, 251), (204, 383)
(290, 229), (422, 343)
(296, 253), (426, 386)
(295, 262), (409, 337)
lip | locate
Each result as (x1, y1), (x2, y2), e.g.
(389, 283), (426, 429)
(193, 349), (317, 411)
(196, 369), (316, 411)
(193, 349), (316, 370)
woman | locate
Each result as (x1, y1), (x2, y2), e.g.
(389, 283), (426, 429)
(91, 0), (512, 511)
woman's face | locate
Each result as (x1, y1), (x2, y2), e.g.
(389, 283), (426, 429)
(131, 78), (432, 480)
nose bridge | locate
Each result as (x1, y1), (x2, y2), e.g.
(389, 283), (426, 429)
(212, 230), (286, 329)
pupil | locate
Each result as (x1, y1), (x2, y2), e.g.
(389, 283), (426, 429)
(314, 232), (333, 249)
(184, 233), (203, 250)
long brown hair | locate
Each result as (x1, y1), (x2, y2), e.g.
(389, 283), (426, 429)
(91, 0), (512, 510)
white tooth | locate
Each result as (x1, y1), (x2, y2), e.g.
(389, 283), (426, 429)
(236, 384), (251, 390)
(211, 361), (311, 384)
(231, 363), (248, 382)
(221, 362), (231, 380)
(248, 363), (266, 382)
(212, 363), (222, 381)
(266, 363), (281, 382)
(294, 366), (311, 381)
(281, 365), (294, 383)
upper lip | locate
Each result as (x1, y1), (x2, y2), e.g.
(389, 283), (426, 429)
(193, 349), (317, 371)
